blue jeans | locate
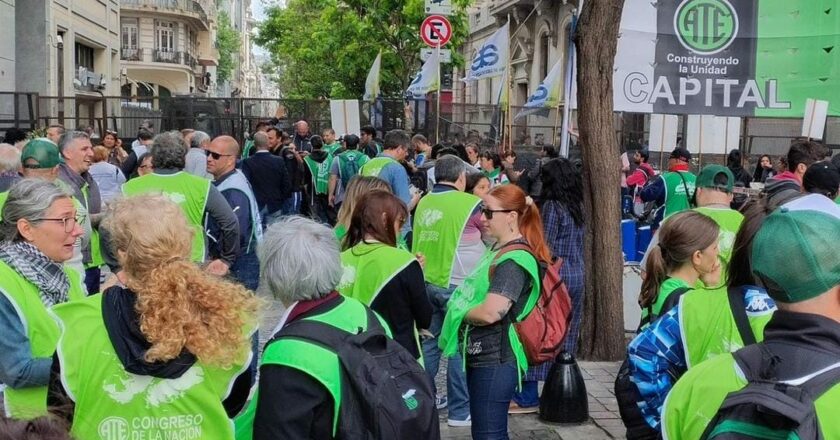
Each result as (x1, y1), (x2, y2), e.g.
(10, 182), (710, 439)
(512, 380), (539, 407)
(468, 361), (518, 440)
(422, 283), (470, 421)
(231, 250), (259, 291)
(281, 192), (302, 216)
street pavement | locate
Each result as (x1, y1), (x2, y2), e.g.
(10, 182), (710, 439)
(259, 301), (626, 439)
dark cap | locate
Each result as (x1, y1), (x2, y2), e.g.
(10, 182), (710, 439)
(670, 147), (691, 162)
(696, 164), (734, 193)
(803, 161), (840, 199)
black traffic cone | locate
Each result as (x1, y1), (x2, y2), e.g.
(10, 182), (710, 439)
(539, 352), (589, 423)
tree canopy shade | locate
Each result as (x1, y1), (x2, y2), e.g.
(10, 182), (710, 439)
(255, 0), (469, 99)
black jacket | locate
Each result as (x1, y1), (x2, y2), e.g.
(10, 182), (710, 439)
(242, 151), (292, 214)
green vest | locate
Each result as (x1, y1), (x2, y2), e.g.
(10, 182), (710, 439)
(334, 224), (347, 243)
(304, 153), (333, 195)
(235, 297), (392, 439)
(52, 294), (247, 440)
(242, 139), (255, 158)
(679, 287), (774, 368)
(122, 172), (210, 262)
(412, 190), (482, 287)
(694, 206), (744, 289)
(324, 142), (342, 155)
(662, 353), (840, 439)
(360, 156), (397, 178)
(662, 171), (697, 218)
(338, 242), (416, 304)
(80, 184), (105, 270)
(0, 191), (8, 220)
(336, 150), (370, 187)
(0, 261), (85, 419)
(439, 248), (540, 382)
(640, 277), (690, 327)
(483, 168), (509, 186)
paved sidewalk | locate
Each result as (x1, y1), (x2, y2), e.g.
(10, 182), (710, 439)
(437, 360), (624, 439)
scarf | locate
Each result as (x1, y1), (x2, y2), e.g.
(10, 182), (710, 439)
(0, 241), (69, 307)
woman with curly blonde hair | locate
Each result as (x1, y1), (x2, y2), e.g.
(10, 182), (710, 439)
(47, 195), (260, 440)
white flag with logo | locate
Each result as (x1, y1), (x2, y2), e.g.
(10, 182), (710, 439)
(406, 50), (440, 95)
(515, 58), (564, 120)
(363, 50), (382, 103)
(463, 21), (509, 82)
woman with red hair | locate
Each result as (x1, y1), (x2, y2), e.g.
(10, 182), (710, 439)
(439, 184), (551, 439)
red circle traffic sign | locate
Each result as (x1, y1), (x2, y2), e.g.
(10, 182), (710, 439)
(420, 15), (452, 48)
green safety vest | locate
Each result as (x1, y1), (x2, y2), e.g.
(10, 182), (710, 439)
(679, 287), (774, 369)
(334, 224), (347, 244)
(662, 171), (696, 219)
(0, 261), (85, 419)
(336, 150), (370, 187)
(122, 172), (210, 262)
(439, 248), (540, 383)
(0, 191), (7, 220)
(234, 297), (392, 439)
(662, 353), (840, 439)
(324, 142), (342, 155)
(338, 242), (416, 305)
(80, 184), (105, 270)
(483, 168), (509, 186)
(639, 277), (690, 327)
(693, 206), (744, 289)
(242, 140), (255, 159)
(52, 294), (248, 440)
(360, 156), (397, 178)
(304, 153), (334, 195)
(412, 190), (482, 288)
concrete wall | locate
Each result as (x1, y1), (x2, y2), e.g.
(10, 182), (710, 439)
(0, 0), (15, 93)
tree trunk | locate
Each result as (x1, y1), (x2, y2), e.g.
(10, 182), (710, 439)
(575, 0), (626, 361)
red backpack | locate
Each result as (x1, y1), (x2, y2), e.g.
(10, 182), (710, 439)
(490, 243), (573, 365)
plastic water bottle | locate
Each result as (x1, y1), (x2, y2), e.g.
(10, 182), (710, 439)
(539, 352), (589, 423)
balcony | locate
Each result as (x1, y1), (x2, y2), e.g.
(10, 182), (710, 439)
(120, 0), (213, 30)
(154, 50), (180, 64)
(75, 67), (106, 92)
(121, 48), (143, 61)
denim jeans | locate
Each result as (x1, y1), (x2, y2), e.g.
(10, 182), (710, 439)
(230, 250), (260, 291)
(280, 192), (302, 216)
(467, 361), (518, 440)
(422, 282), (470, 421)
(512, 380), (540, 407)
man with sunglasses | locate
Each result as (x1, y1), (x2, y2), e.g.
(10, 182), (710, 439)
(205, 135), (261, 290)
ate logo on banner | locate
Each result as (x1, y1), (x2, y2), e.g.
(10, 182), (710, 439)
(471, 45), (500, 70)
(674, 0), (738, 55)
(527, 86), (548, 104)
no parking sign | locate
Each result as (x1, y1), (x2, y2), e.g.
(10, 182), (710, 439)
(420, 15), (452, 48)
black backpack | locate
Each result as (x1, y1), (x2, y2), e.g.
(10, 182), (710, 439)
(699, 344), (840, 440)
(278, 307), (440, 440)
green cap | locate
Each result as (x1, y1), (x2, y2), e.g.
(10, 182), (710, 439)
(20, 138), (61, 169)
(751, 205), (840, 303)
(696, 164), (734, 193)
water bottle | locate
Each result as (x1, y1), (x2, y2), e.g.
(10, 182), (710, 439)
(539, 352), (589, 423)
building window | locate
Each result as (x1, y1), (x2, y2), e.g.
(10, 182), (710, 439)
(122, 23), (138, 49)
(156, 21), (175, 52)
(539, 32), (551, 80)
(75, 43), (94, 70)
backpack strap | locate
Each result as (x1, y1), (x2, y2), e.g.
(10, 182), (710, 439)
(488, 243), (534, 279)
(638, 285), (691, 330)
(727, 286), (757, 346)
(734, 344), (840, 401)
(799, 362), (840, 401)
(675, 171), (694, 208)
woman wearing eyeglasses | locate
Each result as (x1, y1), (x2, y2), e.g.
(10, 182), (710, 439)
(338, 190), (432, 359)
(439, 184), (551, 440)
(0, 179), (86, 419)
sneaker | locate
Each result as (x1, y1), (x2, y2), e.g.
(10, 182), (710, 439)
(435, 394), (448, 410)
(447, 415), (471, 427)
(508, 402), (538, 414)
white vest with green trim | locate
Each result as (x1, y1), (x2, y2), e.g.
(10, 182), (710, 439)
(412, 190), (482, 288)
(122, 172), (210, 262)
(52, 294), (250, 440)
(0, 261), (85, 419)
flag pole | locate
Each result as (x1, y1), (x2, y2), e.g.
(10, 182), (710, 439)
(506, 16), (512, 153)
(560, 13), (578, 157)
(436, 40), (442, 144)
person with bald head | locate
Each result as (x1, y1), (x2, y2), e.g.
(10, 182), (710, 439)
(206, 135), (262, 290)
(292, 120), (313, 153)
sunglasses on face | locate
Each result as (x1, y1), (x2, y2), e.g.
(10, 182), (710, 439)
(480, 206), (514, 220)
(205, 150), (233, 160)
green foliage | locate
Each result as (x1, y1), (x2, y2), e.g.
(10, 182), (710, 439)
(216, 11), (241, 83)
(255, 0), (470, 99)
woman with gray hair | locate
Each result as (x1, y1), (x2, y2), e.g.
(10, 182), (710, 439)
(238, 216), (435, 438)
(0, 179), (86, 419)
